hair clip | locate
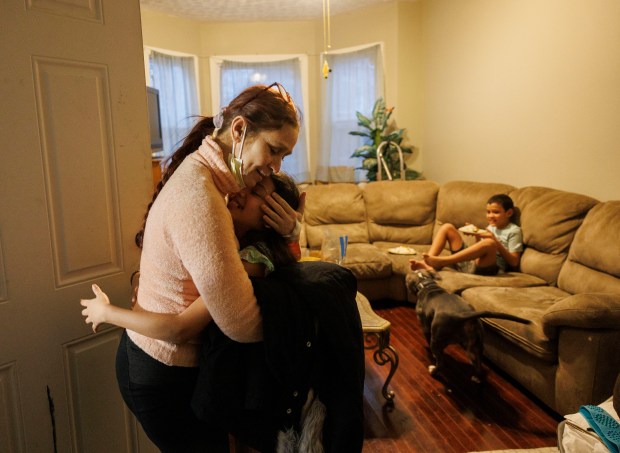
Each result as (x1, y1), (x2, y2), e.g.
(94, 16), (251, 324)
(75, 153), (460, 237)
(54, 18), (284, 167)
(213, 108), (225, 129)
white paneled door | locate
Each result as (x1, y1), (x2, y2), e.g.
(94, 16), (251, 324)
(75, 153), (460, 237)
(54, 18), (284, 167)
(0, 0), (156, 451)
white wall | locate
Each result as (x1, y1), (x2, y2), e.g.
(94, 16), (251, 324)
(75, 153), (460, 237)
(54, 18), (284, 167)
(421, 0), (620, 201)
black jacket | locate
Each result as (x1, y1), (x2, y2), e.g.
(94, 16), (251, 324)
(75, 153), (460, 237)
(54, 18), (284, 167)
(191, 261), (364, 453)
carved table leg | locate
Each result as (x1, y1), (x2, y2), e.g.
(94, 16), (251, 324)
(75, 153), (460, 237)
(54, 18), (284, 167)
(364, 330), (399, 403)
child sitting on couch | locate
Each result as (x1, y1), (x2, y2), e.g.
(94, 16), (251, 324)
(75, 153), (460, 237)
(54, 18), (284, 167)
(409, 194), (523, 275)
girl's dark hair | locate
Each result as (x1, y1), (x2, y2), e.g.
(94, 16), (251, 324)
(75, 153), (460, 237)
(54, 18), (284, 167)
(136, 84), (300, 248)
(487, 194), (515, 212)
(240, 172), (300, 270)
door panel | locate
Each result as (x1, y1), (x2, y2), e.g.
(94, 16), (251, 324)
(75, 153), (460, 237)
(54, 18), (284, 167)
(0, 0), (155, 450)
(32, 56), (124, 287)
(0, 361), (26, 452)
(64, 329), (133, 452)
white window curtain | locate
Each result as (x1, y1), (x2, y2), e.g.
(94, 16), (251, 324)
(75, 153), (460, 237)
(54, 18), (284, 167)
(216, 58), (310, 183)
(149, 50), (199, 158)
(317, 44), (383, 182)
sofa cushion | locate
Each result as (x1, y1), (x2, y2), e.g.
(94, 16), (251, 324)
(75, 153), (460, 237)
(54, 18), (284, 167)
(430, 268), (548, 295)
(542, 292), (620, 338)
(462, 285), (570, 362)
(558, 201), (620, 294)
(303, 183), (368, 248)
(363, 180), (439, 244)
(510, 186), (599, 285)
(372, 242), (435, 278)
(435, 181), (516, 232)
(342, 243), (392, 280)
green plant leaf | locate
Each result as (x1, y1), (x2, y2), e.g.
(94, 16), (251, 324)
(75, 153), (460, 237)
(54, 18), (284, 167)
(350, 145), (377, 158)
(365, 169), (378, 182)
(356, 144), (376, 153)
(405, 169), (422, 180)
(372, 98), (385, 119)
(362, 157), (378, 170)
(355, 112), (372, 128)
(351, 150), (371, 159)
(386, 130), (404, 141)
(349, 131), (370, 138)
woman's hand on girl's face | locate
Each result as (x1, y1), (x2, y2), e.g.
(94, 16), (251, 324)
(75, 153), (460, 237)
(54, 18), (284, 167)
(80, 284), (110, 333)
(261, 191), (301, 236)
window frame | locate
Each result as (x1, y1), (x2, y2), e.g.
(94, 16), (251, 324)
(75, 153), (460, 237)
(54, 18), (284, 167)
(318, 42), (385, 182)
(144, 46), (201, 112)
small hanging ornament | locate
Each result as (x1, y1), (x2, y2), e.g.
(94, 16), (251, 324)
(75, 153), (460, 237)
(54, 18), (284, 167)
(322, 59), (331, 79)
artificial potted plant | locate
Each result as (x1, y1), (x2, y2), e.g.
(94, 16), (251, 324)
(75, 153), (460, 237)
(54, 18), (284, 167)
(349, 97), (420, 181)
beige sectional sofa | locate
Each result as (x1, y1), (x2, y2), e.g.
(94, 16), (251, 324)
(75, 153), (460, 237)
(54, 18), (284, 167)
(299, 180), (620, 416)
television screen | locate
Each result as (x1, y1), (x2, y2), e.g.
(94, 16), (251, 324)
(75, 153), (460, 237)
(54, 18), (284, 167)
(146, 86), (163, 152)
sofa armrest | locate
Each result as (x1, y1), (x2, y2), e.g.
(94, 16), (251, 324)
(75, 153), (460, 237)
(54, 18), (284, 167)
(555, 328), (620, 414)
(542, 293), (620, 337)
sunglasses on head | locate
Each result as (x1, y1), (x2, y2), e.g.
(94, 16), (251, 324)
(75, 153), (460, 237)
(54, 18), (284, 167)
(242, 82), (292, 107)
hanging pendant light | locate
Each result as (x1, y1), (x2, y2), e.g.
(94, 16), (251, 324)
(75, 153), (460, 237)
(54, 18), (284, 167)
(322, 0), (332, 79)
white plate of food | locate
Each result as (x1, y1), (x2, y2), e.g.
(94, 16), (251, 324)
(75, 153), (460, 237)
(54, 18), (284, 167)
(459, 224), (485, 234)
(387, 246), (417, 255)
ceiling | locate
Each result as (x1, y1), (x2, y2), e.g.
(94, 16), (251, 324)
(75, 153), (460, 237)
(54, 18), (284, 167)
(139, 0), (417, 22)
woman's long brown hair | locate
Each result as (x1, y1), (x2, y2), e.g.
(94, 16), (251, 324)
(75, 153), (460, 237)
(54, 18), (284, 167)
(135, 84), (299, 248)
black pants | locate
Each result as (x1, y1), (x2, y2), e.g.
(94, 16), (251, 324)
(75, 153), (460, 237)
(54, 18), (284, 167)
(116, 331), (230, 453)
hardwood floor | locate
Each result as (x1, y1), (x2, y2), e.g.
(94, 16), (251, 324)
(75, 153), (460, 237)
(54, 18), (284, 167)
(362, 299), (562, 453)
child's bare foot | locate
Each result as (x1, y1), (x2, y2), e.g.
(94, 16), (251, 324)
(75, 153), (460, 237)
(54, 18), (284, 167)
(422, 253), (445, 271)
(409, 259), (433, 271)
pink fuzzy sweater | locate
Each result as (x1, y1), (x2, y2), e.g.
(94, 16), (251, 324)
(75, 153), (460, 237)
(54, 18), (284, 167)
(127, 137), (262, 367)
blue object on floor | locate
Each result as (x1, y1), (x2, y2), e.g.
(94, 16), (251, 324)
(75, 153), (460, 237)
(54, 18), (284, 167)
(579, 404), (620, 453)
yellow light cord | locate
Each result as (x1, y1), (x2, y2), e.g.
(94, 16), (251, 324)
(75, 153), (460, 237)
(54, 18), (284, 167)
(322, 0), (332, 78)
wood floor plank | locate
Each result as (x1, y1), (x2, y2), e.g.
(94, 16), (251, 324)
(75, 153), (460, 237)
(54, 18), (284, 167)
(361, 300), (562, 452)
